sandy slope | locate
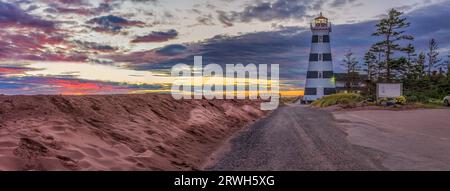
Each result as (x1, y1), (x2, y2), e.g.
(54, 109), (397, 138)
(0, 94), (266, 171)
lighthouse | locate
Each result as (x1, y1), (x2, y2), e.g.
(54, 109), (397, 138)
(304, 13), (336, 101)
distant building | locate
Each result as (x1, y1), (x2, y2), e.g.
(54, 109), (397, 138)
(334, 73), (368, 93)
(304, 13), (336, 101)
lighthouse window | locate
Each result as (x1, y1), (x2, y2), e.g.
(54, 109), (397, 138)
(324, 88), (336, 95)
(305, 88), (317, 95)
(323, 35), (330, 43)
(323, 53), (332, 61)
(323, 71), (334, 78)
(309, 53), (319, 61)
(312, 35), (319, 43)
(307, 71), (319, 78)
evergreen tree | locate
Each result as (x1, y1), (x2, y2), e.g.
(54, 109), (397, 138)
(369, 44), (384, 80)
(446, 52), (450, 75)
(341, 50), (361, 93)
(440, 51), (450, 75)
(372, 9), (413, 82)
(364, 51), (377, 96)
(415, 52), (426, 80)
(426, 38), (441, 76)
(404, 43), (417, 77)
(375, 45), (385, 81)
(364, 51), (377, 82)
(405, 44), (417, 63)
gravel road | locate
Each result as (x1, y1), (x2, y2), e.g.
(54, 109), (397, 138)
(209, 105), (385, 171)
(334, 109), (450, 170)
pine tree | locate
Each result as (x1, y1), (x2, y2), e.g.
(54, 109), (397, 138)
(437, 51), (450, 75)
(364, 51), (377, 82)
(364, 51), (377, 96)
(416, 52), (426, 80)
(426, 38), (441, 76)
(372, 9), (413, 82)
(370, 45), (384, 80)
(446, 52), (450, 75)
(341, 50), (360, 93)
(405, 44), (417, 63)
(404, 43), (417, 77)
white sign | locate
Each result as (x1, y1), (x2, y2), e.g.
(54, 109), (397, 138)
(377, 83), (402, 98)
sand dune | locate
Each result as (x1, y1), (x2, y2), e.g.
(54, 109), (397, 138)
(0, 94), (266, 171)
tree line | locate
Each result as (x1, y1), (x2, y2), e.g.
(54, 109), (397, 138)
(341, 9), (450, 102)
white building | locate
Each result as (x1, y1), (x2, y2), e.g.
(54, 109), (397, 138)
(303, 13), (336, 101)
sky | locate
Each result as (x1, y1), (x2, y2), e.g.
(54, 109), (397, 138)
(0, 0), (449, 95)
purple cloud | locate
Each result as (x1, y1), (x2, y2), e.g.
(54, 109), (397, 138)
(87, 15), (145, 33)
(131, 29), (178, 43)
(0, 2), (55, 30)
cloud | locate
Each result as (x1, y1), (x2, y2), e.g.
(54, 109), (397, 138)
(0, 75), (138, 95)
(214, 0), (362, 26)
(131, 29), (178, 43)
(51, 0), (89, 5)
(0, 32), (80, 61)
(0, 66), (29, 75)
(216, 11), (234, 27)
(329, 0), (357, 8)
(406, 2), (450, 50)
(87, 15), (145, 33)
(128, 0), (158, 3)
(44, 2), (113, 15)
(73, 40), (118, 52)
(392, 3), (419, 12)
(214, 0), (339, 26)
(0, 2), (55, 31)
(155, 44), (187, 56)
(127, 28), (310, 83)
(196, 14), (215, 26)
(45, 6), (92, 15)
(238, 0), (312, 22)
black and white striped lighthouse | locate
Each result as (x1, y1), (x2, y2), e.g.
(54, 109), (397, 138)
(304, 13), (336, 101)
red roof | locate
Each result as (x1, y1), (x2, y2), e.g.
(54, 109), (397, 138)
(315, 12), (328, 20)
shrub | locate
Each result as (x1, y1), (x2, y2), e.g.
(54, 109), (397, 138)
(406, 92), (430, 103)
(311, 93), (363, 107)
(395, 96), (407, 105)
(378, 97), (388, 105)
(338, 98), (351, 105)
(365, 95), (376, 103)
(407, 95), (418, 103)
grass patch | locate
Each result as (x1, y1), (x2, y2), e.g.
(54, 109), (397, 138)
(412, 103), (443, 109)
(411, 99), (445, 109)
(311, 93), (364, 108)
(405, 98), (445, 109)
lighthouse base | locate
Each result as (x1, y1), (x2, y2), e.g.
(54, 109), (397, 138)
(303, 95), (322, 102)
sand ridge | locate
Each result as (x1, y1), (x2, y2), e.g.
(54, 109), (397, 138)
(0, 94), (266, 171)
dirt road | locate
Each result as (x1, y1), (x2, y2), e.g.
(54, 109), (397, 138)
(335, 109), (450, 170)
(210, 105), (450, 171)
(209, 105), (385, 171)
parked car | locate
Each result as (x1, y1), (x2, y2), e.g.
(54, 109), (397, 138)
(444, 95), (450, 106)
